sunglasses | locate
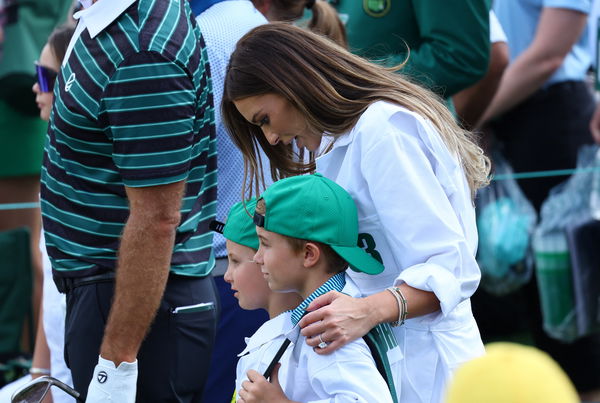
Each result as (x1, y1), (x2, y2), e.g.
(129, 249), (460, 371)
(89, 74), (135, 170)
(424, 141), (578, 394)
(35, 62), (58, 93)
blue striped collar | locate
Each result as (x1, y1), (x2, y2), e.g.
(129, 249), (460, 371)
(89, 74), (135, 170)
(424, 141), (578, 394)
(290, 272), (346, 326)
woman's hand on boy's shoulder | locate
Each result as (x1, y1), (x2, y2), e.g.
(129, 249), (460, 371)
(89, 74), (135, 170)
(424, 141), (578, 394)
(299, 291), (378, 355)
(238, 364), (296, 403)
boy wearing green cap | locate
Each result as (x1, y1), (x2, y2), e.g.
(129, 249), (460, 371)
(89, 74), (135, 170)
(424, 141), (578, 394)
(235, 173), (397, 403)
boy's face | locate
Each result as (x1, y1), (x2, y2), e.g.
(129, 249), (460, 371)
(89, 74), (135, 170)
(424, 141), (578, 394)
(224, 240), (271, 310)
(254, 227), (306, 294)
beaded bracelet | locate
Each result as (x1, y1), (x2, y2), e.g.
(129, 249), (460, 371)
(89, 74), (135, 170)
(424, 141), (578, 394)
(386, 286), (408, 327)
(29, 367), (51, 376)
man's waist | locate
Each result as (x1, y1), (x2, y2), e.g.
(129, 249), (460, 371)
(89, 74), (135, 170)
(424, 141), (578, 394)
(53, 270), (116, 293)
(53, 270), (211, 294)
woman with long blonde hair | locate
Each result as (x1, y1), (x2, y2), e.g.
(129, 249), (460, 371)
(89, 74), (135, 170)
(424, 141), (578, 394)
(223, 23), (490, 402)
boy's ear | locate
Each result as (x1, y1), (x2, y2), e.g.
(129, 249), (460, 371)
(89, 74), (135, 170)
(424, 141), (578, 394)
(303, 242), (321, 268)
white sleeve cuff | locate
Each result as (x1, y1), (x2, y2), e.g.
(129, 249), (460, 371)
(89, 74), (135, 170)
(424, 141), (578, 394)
(396, 262), (463, 316)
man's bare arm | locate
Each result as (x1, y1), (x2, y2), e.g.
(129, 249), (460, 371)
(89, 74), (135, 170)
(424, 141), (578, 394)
(100, 180), (185, 365)
(478, 7), (588, 126)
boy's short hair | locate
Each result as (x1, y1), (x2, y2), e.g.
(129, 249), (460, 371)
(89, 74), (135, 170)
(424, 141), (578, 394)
(253, 173), (384, 275)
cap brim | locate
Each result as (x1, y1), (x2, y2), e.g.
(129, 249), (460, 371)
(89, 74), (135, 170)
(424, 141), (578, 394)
(331, 245), (384, 275)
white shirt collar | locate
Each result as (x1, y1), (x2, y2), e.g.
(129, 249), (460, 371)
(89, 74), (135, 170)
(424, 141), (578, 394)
(237, 311), (293, 357)
(73, 0), (137, 39)
(316, 129), (355, 162)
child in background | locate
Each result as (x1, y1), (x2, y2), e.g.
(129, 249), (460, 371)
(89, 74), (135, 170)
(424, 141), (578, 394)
(211, 199), (302, 399)
(236, 173), (396, 403)
(217, 198), (302, 318)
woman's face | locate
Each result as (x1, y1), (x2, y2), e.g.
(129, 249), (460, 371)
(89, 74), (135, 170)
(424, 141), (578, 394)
(234, 93), (322, 152)
(32, 44), (59, 122)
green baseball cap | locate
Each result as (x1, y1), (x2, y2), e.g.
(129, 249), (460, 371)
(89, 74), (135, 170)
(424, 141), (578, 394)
(254, 173), (384, 275)
(211, 199), (259, 250)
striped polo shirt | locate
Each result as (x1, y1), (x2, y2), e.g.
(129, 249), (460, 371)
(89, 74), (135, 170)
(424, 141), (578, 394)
(41, 0), (217, 278)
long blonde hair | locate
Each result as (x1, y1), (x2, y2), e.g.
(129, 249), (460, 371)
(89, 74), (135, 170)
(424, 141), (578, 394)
(222, 23), (490, 199)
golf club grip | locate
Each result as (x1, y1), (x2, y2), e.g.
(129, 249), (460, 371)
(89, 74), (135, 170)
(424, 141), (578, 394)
(262, 339), (291, 379)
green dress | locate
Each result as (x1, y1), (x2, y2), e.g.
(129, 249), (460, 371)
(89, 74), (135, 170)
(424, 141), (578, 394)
(0, 0), (71, 177)
(334, 0), (491, 98)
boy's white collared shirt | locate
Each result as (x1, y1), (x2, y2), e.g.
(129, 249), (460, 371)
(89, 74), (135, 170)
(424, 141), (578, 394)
(236, 310), (294, 388)
(235, 275), (396, 403)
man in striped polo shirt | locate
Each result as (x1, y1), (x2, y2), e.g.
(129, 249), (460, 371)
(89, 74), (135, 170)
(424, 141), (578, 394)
(40, 0), (218, 401)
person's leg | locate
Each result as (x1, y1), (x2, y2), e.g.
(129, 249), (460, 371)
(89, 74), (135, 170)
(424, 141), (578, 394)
(63, 282), (113, 399)
(136, 275), (219, 403)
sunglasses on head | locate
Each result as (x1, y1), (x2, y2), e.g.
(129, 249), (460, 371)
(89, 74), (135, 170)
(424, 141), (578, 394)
(35, 62), (58, 93)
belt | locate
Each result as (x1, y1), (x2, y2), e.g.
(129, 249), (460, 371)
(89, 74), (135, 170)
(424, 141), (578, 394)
(54, 271), (116, 294)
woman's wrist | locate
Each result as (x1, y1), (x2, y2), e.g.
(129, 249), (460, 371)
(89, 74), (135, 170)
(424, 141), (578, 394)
(364, 291), (399, 326)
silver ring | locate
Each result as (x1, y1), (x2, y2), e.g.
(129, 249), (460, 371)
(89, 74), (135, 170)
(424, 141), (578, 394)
(318, 334), (328, 349)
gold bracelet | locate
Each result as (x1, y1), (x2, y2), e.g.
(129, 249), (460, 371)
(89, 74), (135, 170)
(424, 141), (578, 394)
(396, 287), (408, 325)
(386, 287), (408, 327)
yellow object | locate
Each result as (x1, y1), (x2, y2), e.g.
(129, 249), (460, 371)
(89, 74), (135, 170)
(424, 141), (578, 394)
(446, 342), (578, 403)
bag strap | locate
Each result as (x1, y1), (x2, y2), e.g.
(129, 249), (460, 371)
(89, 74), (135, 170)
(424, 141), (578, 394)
(363, 323), (399, 403)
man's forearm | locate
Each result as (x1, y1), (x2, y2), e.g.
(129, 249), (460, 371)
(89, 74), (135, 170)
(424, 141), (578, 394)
(478, 54), (557, 125)
(100, 214), (177, 365)
(478, 8), (588, 126)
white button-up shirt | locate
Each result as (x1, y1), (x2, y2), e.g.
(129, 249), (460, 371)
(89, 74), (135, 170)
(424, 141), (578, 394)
(316, 101), (485, 403)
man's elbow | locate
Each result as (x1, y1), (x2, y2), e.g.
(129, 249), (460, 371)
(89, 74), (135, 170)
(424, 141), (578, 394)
(539, 55), (564, 78)
(130, 210), (181, 236)
(152, 212), (181, 235)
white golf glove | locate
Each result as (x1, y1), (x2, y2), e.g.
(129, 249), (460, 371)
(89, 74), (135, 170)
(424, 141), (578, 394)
(86, 355), (138, 402)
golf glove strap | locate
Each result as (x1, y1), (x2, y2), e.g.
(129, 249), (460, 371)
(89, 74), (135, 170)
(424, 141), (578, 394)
(86, 355), (137, 403)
